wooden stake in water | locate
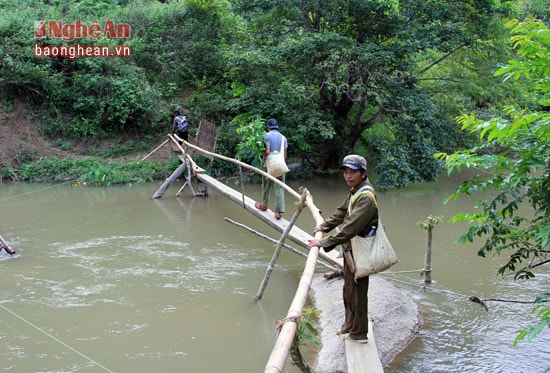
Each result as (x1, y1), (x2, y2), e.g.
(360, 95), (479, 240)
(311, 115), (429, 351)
(0, 234), (15, 255)
(424, 215), (433, 284)
(153, 162), (187, 199)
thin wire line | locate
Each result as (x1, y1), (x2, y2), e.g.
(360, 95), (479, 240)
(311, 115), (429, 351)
(0, 181), (71, 204)
(380, 273), (471, 299)
(0, 303), (114, 373)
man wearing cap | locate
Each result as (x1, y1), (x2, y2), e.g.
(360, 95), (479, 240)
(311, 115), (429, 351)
(307, 154), (378, 343)
(255, 118), (288, 220)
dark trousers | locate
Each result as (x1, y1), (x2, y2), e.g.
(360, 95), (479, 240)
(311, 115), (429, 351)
(342, 254), (369, 338)
(176, 131), (189, 142)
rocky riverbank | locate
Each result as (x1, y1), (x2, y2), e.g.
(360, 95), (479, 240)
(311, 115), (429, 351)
(310, 274), (420, 372)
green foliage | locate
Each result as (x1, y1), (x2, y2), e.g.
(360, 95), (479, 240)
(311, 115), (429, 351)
(440, 18), (549, 279)
(63, 59), (156, 138)
(234, 114), (265, 168)
(126, 0), (227, 89)
(290, 306), (320, 372)
(514, 293), (550, 345)
(0, 5), (57, 101)
(225, 0), (512, 184)
(0, 0), (534, 191)
(417, 215), (444, 230)
(296, 307), (320, 349)
(520, 0), (550, 25)
(18, 156), (82, 181)
(0, 165), (17, 181)
(439, 18), (549, 342)
(0, 0), (231, 144)
(81, 157), (180, 186)
(17, 156), (180, 185)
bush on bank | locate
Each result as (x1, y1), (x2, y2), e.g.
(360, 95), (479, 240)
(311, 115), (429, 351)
(4, 156), (181, 186)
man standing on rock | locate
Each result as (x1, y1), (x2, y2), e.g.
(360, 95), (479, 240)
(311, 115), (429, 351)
(307, 154), (378, 343)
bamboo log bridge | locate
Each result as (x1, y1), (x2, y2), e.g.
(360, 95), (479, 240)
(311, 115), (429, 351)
(153, 134), (384, 373)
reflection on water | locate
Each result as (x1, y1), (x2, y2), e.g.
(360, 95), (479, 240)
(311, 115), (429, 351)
(1, 175), (549, 372)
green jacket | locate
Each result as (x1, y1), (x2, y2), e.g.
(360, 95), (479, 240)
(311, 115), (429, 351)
(319, 180), (378, 252)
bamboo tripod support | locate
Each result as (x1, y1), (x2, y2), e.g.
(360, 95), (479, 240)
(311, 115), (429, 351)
(176, 157), (197, 197)
(255, 192), (307, 300)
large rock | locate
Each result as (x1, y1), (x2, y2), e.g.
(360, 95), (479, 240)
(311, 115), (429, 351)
(310, 274), (420, 372)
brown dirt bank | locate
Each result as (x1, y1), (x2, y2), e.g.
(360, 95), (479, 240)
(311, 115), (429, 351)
(0, 101), (73, 168)
(0, 100), (171, 171)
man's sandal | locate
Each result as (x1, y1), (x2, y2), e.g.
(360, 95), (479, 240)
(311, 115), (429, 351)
(255, 202), (268, 211)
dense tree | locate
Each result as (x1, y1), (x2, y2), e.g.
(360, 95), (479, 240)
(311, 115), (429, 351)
(0, 0), (527, 190)
(439, 18), (549, 342)
(226, 0), (515, 187)
(0, 0), (235, 143)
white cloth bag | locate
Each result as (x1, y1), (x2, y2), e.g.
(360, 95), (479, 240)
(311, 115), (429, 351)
(349, 186), (398, 279)
(265, 139), (289, 177)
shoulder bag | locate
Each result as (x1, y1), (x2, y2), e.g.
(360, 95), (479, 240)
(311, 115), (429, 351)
(349, 186), (398, 280)
(265, 138), (289, 177)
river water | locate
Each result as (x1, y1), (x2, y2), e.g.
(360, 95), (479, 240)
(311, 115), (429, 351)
(0, 174), (548, 372)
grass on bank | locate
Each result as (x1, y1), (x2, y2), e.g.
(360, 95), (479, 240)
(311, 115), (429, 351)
(1, 156), (183, 186)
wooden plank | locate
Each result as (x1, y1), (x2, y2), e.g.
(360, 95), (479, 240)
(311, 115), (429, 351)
(195, 173), (315, 250)
(152, 162), (187, 199)
(344, 322), (384, 373)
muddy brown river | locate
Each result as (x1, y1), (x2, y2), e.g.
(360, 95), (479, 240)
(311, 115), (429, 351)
(1, 174), (548, 372)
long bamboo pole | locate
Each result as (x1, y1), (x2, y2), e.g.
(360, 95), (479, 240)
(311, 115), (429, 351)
(170, 135), (302, 200)
(264, 189), (325, 373)
(256, 193), (306, 300)
(139, 139), (169, 162)
(167, 136), (326, 371)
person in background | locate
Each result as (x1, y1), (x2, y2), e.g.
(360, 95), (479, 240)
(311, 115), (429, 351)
(307, 154), (378, 343)
(171, 108), (190, 144)
(255, 118), (288, 220)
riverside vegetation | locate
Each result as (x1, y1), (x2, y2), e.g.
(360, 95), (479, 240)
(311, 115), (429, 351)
(1, 0), (548, 357)
(1, 0), (544, 187)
